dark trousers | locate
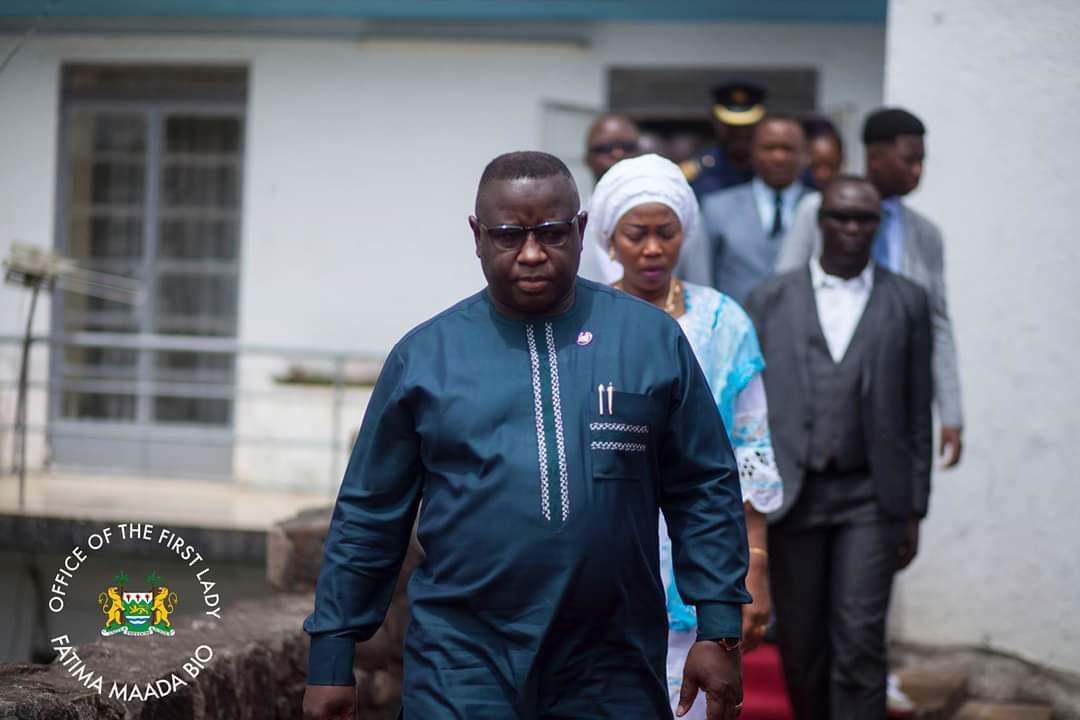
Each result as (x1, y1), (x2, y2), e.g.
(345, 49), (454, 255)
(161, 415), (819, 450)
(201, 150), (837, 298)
(768, 470), (904, 720)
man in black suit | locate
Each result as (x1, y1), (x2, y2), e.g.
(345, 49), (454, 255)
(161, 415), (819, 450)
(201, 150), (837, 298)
(744, 176), (932, 719)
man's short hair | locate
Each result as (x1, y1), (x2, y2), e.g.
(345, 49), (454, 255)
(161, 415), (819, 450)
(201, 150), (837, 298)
(755, 113), (804, 132)
(862, 108), (925, 145)
(821, 174), (879, 200)
(479, 151), (575, 187)
(586, 113), (639, 139)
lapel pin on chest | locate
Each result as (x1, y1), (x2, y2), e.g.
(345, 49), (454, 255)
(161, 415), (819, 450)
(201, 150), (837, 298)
(576, 331), (593, 346)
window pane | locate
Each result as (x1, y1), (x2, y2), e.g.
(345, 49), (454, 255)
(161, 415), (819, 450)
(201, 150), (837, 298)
(67, 112), (147, 210)
(162, 164), (239, 208)
(153, 396), (230, 425)
(62, 212), (141, 334)
(159, 219), (237, 260)
(155, 274), (237, 336)
(165, 116), (241, 154)
(88, 161), (145, 204)
(154, 351), (235, 384)
(67, 111), (148, 153)
(67, 215), (144, 271)
(63, 293), (139, 333)
(63, 347), (138, 381)
(61, 391), (136, 421)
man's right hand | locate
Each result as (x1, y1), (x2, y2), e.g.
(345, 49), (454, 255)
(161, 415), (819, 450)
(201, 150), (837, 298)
(303, 685), (356, 720)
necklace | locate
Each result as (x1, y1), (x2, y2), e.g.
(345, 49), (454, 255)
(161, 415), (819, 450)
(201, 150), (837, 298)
(664, 279), (683, 317)
(613, 278), (682, 317)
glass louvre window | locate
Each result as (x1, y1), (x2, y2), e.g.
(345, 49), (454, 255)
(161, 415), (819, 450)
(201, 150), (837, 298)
(153, 114), (241, 425)
(54, 66), (246, 473)
(60, 111), (145, 420)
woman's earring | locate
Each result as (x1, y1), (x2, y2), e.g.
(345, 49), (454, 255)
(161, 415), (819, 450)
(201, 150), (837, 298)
(608, 243), (616, 261)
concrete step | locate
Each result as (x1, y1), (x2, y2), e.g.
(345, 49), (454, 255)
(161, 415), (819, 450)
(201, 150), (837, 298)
(893, 669), (968, 720)
(954, 701), (1053, 720)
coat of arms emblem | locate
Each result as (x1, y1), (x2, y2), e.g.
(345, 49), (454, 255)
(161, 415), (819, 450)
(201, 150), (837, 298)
(98, 571), (178, 637)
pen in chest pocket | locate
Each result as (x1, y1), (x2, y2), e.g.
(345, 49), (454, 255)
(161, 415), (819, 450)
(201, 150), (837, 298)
(597, 383), (615, 415)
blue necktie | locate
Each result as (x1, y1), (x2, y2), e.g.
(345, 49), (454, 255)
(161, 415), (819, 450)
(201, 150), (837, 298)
(871, 206), (891, 270)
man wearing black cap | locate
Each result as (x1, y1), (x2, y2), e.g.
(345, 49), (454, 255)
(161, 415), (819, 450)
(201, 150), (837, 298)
(683, 82), (767, 200)
(777, 107), (964, 468)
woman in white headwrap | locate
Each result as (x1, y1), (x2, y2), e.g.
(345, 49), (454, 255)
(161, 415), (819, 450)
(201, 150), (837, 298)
(585, 153), (783, 719)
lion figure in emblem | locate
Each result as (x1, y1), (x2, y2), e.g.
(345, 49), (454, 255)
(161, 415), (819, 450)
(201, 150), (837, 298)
(98, 586), (124, 627)
(152, 586), (178, 628)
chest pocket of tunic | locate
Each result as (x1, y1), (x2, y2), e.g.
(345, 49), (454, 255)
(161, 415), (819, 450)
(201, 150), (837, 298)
(588, 391), (659, 480)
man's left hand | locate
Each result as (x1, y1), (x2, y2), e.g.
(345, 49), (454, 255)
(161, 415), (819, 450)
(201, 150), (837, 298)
(897, 518), (920, 570)
(939, 426), (963, 468)
(677, 641), (743, 719)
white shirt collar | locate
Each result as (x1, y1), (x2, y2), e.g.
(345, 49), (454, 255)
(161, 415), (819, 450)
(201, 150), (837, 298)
(750, 177), (804, 234)
(810, 256), (875, 291)
(751, 176), (803, 203)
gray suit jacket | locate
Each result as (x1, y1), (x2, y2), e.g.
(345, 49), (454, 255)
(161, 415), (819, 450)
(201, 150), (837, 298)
(776, 193), (964, 428)
(701, 181), (809, 305)
(744, 266), (933, 522)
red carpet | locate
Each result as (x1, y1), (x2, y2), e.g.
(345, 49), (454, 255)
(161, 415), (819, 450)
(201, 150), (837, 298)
(741, 643), (794, 720)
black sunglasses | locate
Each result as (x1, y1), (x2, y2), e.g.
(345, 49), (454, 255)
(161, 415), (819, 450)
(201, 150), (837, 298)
(476, 214), (582, 252)
(819, 209), (881, 225)
(588, 140), (640, 155)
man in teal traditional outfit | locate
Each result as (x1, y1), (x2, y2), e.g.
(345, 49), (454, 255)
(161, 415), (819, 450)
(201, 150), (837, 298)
(303, 152), (750, 720)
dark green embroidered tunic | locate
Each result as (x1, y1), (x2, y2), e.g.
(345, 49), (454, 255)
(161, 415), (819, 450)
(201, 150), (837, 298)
(305, 279), (749, 719)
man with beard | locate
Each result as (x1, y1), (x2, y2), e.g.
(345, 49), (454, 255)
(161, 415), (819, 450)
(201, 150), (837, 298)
(304, 151), (750, 720)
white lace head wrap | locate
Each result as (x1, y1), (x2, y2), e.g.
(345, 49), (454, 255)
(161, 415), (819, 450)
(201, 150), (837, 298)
(583, 153), (699, 254)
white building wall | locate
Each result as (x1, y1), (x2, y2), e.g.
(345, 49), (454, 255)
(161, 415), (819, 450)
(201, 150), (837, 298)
(0, 22), (885, 483)
(884, 0), (1080, 673)
(0, 40), (62, 473)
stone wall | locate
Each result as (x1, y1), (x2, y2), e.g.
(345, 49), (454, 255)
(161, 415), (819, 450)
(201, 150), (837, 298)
(893, 642), (1080, 720)
(268, 506), (422, 720)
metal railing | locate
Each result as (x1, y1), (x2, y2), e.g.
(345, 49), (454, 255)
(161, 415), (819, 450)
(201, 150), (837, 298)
(0, 332), (385, 501)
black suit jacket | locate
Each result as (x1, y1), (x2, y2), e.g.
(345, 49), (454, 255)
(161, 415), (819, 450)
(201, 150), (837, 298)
(744, 265), (933, 522)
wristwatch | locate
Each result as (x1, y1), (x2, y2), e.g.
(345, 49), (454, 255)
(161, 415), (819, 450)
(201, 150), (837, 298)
(714, 637), (742, 652)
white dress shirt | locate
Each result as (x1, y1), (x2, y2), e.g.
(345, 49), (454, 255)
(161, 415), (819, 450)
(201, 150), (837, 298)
(750, 176), (803, 236)
(810, 258), (875, 362)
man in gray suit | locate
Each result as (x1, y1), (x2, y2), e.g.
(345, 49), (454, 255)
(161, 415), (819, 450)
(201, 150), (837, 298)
(776, 107), (963, 466)
(745, 176), (932, 719)
(701, 114), (810, 304)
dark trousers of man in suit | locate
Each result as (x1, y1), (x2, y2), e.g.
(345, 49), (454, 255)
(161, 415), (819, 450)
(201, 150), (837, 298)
(746, 263), (932, 720)
(769, 469), (904, 719)
(769, 312), (907, 719)
(747, 175), (932, 719)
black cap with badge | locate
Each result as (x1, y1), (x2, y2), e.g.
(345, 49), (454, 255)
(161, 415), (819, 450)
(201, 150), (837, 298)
(711, 82), (767, 126)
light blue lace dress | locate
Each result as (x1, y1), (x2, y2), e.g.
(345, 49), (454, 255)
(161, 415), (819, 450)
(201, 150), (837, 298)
(660, 282), (783, 715)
